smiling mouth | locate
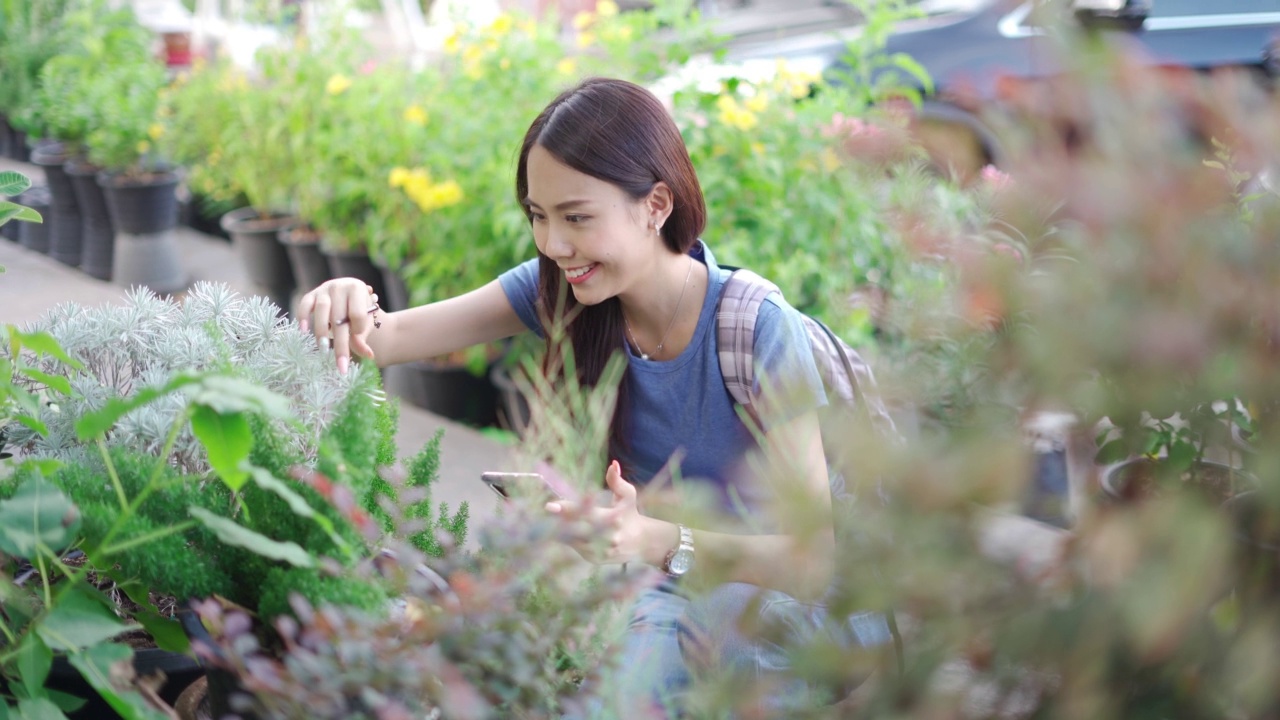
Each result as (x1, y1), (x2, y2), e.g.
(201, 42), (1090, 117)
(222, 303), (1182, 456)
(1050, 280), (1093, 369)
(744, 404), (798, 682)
(564, 264), (597, 280)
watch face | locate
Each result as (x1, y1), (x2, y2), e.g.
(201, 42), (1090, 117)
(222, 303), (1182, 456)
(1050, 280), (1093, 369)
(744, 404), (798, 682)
(669, 548), (692, 575)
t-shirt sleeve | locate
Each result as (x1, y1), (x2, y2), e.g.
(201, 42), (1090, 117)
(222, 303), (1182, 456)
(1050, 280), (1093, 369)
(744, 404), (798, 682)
(497, 257), (543, 336)
(751, 297), (828, 431)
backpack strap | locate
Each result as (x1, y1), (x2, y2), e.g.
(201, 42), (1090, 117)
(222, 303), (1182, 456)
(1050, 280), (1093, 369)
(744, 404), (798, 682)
(716, 269), (780, 424)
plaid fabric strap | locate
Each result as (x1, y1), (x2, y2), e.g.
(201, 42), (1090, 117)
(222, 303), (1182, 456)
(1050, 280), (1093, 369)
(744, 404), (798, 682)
(716, 269), (779, 424)
(717, 269), (900, 442)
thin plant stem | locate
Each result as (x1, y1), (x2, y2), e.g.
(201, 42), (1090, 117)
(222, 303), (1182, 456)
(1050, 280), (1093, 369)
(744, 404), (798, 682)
(102, 520), (197, 557)
(96, 437), (129, 512)
(35, 554), (52, 609)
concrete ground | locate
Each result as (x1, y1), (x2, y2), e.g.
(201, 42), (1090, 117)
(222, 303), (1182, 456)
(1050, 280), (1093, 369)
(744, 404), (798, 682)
(0, 156), (510, 538)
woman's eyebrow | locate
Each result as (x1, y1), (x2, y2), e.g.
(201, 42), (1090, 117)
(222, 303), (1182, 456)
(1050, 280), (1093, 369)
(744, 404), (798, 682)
(524, 198), (593, 211)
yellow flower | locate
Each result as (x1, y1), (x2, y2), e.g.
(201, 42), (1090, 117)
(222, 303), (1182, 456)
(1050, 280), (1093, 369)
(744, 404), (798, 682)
(147, 123), (165, 140)
(745, 93), (768, 113)
(597, 0), (619, 17)
(556, 57), (577, 76)
(444, 29), (462, 54)
(463, 60), (485, 81)
(518, 19), (537, 37)
(576, 31), (596, 48)
(462, 44), (485, 66)
(751, 142), (765, 155)
(617, 25), (633, 41)
(136, 140), (151, 154)
(487, 13), (514, 37)
(500, 57), (511, 70)
(716, 96), (758, 131)
(821, 148), (841, 172)
(572, 11), (594, 30)
(403, 105), (428, 126)
(326, 74), (352, 95)
(389, 167), (412, 188)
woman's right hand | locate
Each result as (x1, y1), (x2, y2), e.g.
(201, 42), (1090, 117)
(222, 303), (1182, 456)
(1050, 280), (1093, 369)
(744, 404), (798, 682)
(297, 278), (380, 374)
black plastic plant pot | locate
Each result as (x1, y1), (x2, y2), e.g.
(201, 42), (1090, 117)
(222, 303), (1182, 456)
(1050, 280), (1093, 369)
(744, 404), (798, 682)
(221, 207), (297, 313)
(64, 160), (116, 279)
(1099, 458), (1256, 506)
(490, 363), (531, 436)
(374, 259), (411, 313)
(0, 115), (8, 157)
(177, 606), (259, 720)
(1224, 491), (1280, 616)
(98, 170), (180, 235)
(0, 218), (17, 242)
(383, 359), (499, 427)
(8, 126), (30, 162)
(278, 224), (333, 294)
(321, 245), (387, 306)
(17, 186), (51, 253)
(31, 143), (84, 266)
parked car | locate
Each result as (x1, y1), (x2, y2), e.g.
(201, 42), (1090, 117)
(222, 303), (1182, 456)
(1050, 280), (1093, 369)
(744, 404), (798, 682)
(721, 0), (1280, 174)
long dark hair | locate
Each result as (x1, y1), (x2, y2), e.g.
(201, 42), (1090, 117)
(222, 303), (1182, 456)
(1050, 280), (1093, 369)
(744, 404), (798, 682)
(515, 77), (707, 461)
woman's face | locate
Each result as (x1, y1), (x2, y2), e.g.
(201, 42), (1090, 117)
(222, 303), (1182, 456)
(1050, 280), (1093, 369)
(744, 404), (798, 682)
(525, 144), (662, 306)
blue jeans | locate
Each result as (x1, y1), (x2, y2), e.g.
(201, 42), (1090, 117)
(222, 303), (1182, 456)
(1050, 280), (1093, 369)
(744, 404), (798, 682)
(580, 580), (892, 718)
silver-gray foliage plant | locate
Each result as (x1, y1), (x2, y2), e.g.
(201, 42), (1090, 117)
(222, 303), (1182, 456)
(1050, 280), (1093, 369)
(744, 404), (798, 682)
(9, 282), (379, 472)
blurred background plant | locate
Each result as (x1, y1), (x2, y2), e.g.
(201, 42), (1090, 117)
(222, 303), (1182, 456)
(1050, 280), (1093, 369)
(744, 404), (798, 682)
(0, 0), (71, 149)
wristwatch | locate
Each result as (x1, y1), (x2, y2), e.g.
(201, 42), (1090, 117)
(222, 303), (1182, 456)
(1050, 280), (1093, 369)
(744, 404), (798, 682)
(663, 525), (695, 577)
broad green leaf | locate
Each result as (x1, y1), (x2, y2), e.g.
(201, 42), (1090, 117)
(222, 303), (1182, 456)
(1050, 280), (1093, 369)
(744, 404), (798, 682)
(190, 376), (291, 418)
(1095, 439), (1129, 465)
(24, 459), (64, 476)
(37, 588), (132, 652)
(14, 697), (65, 720)
(66, 644), (171, 720)
(74, 373), (203, 440)
(0, 204), (42, 225)
(42, 693), (84, 715)
(9, 329), (83, 369)
(0, 699), (8, 719)
(190, 406), (252, 491)
(16, 368), (72, 397)
(1167, 440), (1197, 472)
(16, 635), (52, 700)
(114, 580), (189, 654)
(0, 477), (80, 559)
(0, 171), (32, 196)
(188, 506), (314, 567)
(12, 415), (50, 438)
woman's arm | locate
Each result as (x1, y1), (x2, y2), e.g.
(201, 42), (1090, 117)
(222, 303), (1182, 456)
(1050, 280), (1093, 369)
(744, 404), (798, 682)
(553, 410), (836, 602)
(298, 278), (529, 369)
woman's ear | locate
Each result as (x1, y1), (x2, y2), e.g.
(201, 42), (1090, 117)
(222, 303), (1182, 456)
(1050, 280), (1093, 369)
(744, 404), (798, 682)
(647, 182), (674, 230)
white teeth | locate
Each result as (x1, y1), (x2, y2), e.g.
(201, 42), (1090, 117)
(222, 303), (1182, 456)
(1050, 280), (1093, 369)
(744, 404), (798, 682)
(566, 264), (594, 279)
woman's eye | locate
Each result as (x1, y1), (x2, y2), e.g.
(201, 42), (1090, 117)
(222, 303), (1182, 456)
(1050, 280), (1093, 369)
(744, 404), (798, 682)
(530, 212), (547, 222)
(565, 215), (588, 224)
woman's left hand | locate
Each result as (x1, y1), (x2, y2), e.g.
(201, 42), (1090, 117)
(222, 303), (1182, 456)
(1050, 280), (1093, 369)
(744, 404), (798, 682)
(546, 460), (671, 566)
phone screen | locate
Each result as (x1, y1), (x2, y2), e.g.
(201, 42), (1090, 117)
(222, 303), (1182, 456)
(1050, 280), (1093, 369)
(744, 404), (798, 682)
(481, 472), (563, 502)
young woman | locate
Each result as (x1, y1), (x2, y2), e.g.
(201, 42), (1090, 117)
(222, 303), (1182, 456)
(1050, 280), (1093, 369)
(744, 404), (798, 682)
(298, 77), (889, 715)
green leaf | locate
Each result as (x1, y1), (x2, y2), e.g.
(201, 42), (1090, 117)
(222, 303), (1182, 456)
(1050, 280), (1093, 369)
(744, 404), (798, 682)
(190, 376), (292, 419)
(17, 368), (73, 397)
(0, 171), (32, 197)
(12, 415), (51, 438)
(37, 588), (132, 652)
(188, 506), (314, 568)
(0, 477), (80, 559)
(14, 698), (66, 720)
(1167, 440), (1197, 472)
(16, 635), (52, 700)
(42, 693), (85, 714)
(1095, 439), (1130, 465)
(0, 203), (42, 225)
(0, 699), (9, 719)
(190, 407), (252, 492)
(246, 466), (350, 557)
(74, 373), (204, 440)
(10, 330), (83, 370)
(114, 580), (189, 654)
(66, 644), (171, 720)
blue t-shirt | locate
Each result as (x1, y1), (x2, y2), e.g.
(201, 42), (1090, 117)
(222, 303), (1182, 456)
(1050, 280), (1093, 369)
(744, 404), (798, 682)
(498, 241), (826, 511)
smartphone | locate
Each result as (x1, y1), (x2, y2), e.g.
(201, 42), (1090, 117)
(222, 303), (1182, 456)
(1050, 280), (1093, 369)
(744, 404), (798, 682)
(481, 472), (565, 502)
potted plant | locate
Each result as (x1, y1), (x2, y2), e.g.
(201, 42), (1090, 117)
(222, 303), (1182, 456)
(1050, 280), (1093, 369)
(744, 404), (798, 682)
(2, 282), (468, 717)
(83, 18), (187, 294)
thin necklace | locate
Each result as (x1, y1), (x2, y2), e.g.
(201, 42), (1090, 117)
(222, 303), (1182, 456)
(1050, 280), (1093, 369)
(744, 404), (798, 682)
(625, 256), (694, 361)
